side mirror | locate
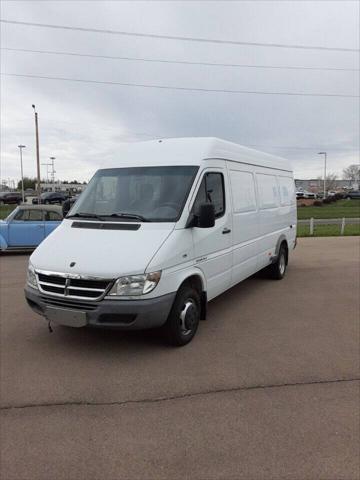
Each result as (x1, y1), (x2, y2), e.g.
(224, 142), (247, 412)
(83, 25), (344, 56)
(197, 203), (215, 228)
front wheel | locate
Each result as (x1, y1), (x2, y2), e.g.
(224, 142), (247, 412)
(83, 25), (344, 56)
(162, 284), (201, 346)
(267, 245), (287, 280)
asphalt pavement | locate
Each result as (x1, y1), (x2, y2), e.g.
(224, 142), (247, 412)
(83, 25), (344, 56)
(1, 237), (359, 480)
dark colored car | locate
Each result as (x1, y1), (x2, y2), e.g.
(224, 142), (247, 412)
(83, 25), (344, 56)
(344, 190), (360, 199)
(32, 192), (67, 205)
(0, 192), (23, 205)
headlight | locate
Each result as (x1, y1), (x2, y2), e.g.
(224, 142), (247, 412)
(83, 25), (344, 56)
(108, 271), (161, 296)
(27, 263), (38, 289)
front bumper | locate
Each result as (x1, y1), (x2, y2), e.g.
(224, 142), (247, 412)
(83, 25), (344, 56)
(25, 286), (176, 330)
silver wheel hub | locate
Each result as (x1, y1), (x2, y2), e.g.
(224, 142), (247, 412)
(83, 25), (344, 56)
(179, 300), (197, 336)
(279, 253), (286, 275)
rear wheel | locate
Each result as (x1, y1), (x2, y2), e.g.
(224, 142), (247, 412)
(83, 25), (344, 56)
(162, 284), (200, 346)
(267, 244), (287, 280)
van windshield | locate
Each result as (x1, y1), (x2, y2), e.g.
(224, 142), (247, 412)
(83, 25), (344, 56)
(68, 166), (199, 222)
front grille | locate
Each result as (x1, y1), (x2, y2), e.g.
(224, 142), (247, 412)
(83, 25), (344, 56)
(37, 272), (114, 301)
(38, 273), (65, 286)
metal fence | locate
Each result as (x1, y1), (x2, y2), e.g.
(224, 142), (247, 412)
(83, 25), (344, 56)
(298, 218), (360, 235)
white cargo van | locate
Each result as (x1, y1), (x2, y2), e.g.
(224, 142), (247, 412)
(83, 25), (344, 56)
(25, 138), (296, 345)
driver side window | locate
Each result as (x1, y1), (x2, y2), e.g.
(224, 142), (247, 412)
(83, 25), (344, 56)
(192, 172), (225, 218)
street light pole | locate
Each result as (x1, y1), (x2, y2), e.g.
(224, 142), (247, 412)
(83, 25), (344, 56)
(318, 152), (327, 199)
(18, 145), (26, 203)
(32, 105), (41, 203)
(41, 163), (51, 185)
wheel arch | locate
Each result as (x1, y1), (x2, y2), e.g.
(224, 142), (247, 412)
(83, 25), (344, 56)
(176, 270), (207, 320)
(273, 235), (289, 264)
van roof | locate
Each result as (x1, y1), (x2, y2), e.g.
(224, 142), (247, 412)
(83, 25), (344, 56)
(108, 137), (292, 172)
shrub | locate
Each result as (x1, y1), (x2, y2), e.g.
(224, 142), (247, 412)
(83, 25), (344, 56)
(313, 200), (323, 207)
(323, 197), (332, 204)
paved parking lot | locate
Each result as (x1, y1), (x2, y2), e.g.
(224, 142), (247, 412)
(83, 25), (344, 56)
(1, 237), (359, 480)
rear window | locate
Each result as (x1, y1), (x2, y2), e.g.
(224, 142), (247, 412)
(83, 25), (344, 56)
(46, 211), (62, 221)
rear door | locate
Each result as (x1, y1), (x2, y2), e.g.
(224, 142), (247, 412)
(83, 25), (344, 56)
(8, 209), (45, 246)
(190, 165), (233, 300)
(255, 171), (282, 269)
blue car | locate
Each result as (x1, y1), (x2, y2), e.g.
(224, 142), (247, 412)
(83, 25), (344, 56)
(0, 205), (62, 252)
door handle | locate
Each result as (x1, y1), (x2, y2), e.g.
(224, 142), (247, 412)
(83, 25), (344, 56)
(222, 228), (231, 234)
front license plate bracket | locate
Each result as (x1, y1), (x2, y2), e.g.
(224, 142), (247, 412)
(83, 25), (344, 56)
(45, 306), (87, 328)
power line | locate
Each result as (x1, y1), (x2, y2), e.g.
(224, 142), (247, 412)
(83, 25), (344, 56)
(1, 19), (358, 53)
(2, 72), (358, 98)
(2, 47), (358, 73)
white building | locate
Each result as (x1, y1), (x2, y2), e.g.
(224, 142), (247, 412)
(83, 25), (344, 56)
(39, 182), (87, 193)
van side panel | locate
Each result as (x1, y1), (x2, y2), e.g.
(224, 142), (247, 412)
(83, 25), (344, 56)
(256, 169), (296, 270)
(227, 164), (259, 286)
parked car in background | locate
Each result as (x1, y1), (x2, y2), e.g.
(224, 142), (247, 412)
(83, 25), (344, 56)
(0, 205), (63, 252)
(0, 192), (23, 205)
(345, 190), (360, 199)
(303, 191), (317, 199)
(296, 190), (317, 199)
(32, 192), (67, 205)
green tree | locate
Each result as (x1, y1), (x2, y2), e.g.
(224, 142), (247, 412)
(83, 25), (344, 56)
(17, 177), (36, 190)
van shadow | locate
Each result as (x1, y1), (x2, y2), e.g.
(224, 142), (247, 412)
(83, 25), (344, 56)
(49, 272), (270, 353)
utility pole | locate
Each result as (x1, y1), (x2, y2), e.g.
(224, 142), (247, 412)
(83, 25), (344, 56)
(318, 152), (327, 199)
(50, 157), (56, 191)
(32, 105), (41, 203)
(18, 144), (26, 203)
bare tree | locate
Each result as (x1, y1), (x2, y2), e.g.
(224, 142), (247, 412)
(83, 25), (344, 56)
(326, 173), (338, 191)
(343, 164), (360, 184)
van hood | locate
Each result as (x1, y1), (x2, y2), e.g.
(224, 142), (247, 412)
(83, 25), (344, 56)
(30, 220), (174, 278)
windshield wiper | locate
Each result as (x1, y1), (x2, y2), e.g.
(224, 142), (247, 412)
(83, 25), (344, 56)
(67, 212), (105, 221)
(106, 212), (149, 222)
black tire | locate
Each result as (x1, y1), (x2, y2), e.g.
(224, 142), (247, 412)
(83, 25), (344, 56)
(267, 244), (287, 280)
(162, 284), (201, 346)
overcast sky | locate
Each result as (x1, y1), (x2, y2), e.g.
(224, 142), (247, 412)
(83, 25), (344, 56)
(0, 0), (359, 185)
